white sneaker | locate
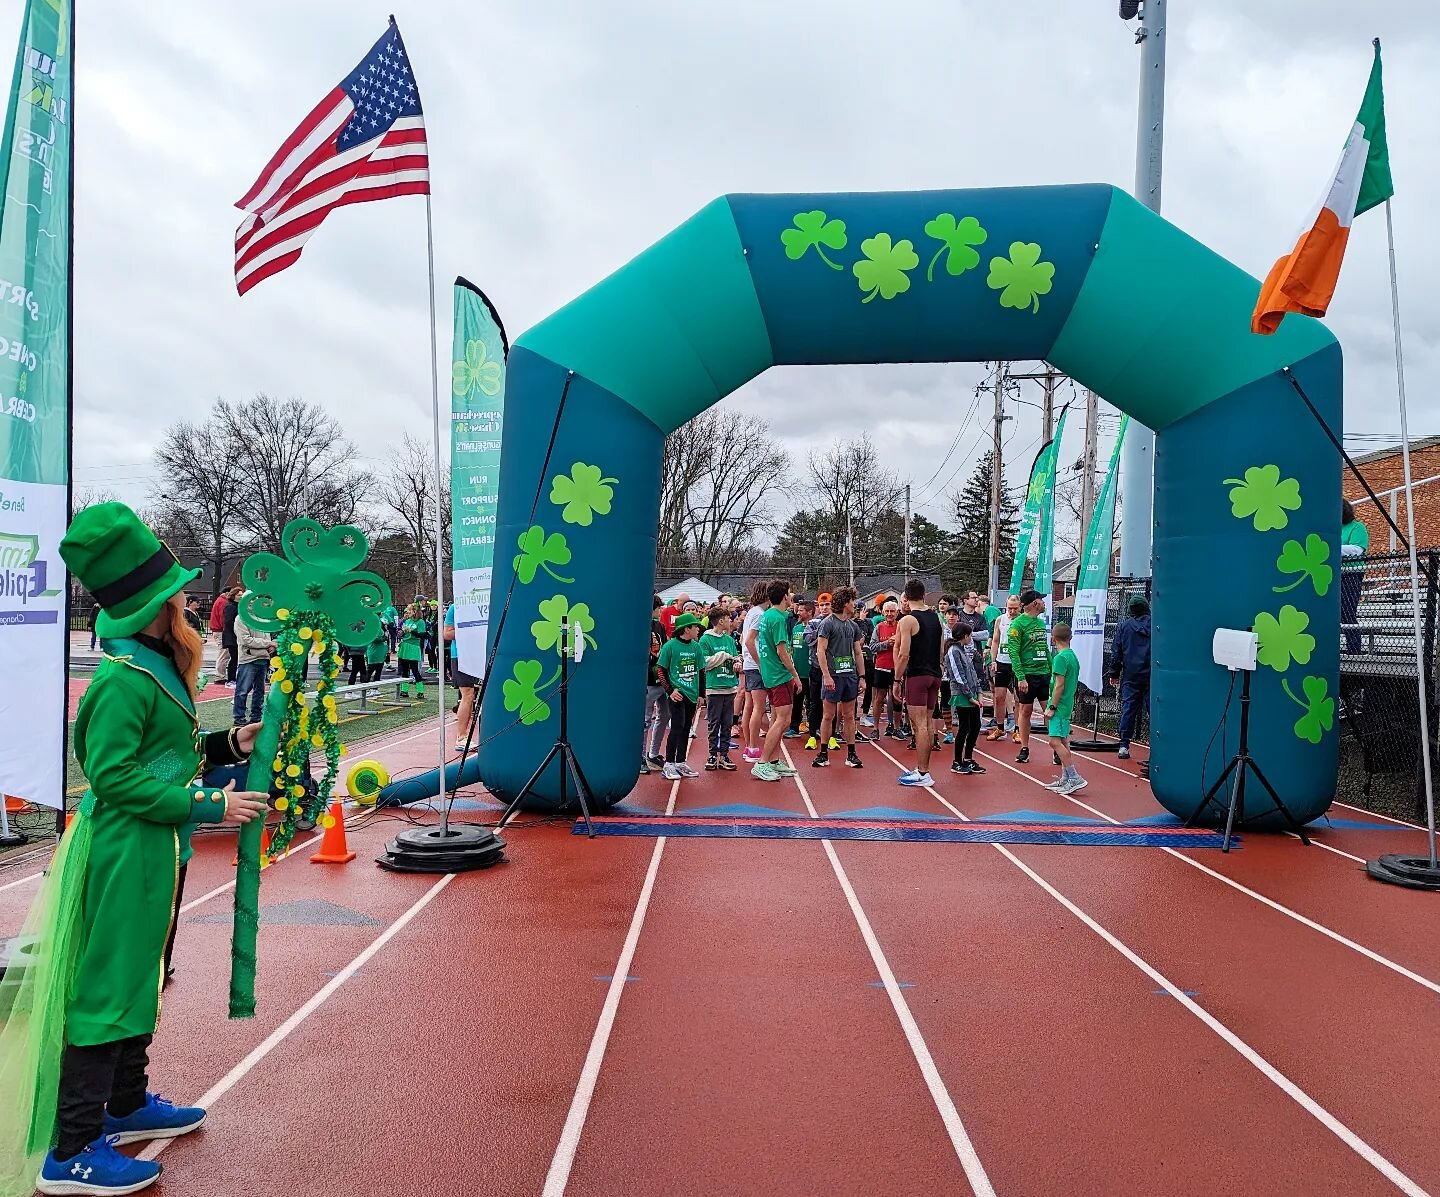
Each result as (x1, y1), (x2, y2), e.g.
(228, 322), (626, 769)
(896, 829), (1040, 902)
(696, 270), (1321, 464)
(661, 763), (681, 781)
(677, 763), (700, 778)
(1043, 778), (1066, 790)
(1058, 775), (1088, 794)
(899, 772), (934, 788)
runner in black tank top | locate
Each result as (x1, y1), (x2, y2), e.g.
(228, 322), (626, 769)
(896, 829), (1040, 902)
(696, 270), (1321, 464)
(892, 581), (944, 784)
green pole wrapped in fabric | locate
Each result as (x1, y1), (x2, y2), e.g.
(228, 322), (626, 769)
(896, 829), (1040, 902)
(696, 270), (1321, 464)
(227, 521), (391, 1018)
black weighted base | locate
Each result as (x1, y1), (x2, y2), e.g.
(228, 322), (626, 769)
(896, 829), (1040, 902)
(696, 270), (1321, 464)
(1366, 853), (1440, 892)
(1071, 739), (1121, 753)
(376, 824), (506, 874)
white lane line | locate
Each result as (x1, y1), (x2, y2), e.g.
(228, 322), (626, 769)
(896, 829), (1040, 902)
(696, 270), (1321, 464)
(860, 738), (1429, 1196)
(0, 868), (44, 893)
(177, 834), (323, 915)
(541, 735), (687, 1196)
(140, 872), (455, 1162)
(1332, 800), (1429, 832)
(970, 742), (1440, 998)
(783, 746), (997, 1197)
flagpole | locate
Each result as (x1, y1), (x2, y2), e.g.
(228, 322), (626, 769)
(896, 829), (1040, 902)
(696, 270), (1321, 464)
(1382, 198), (1437, 869)
(424, 193), (450, 835)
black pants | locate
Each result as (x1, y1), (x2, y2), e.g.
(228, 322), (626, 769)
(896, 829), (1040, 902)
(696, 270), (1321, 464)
(163, 862), (189, 976)
(399, 658), (422, 684)
(789, 678), (810, 733)
(707, 692), (735, 757)
(55, 1034), (153, 1158)
(223, 641), (237, 683)
(953, 705), (981, 765)
(666, 695), (696, 762)
(1340, 569), (1363, 653)
(804, 671), (822, 737)
(348, 652), (366, 686)
(367, 662), (385, 682)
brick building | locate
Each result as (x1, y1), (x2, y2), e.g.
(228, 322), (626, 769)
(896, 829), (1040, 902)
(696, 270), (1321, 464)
(1343, 436), (1440, 553)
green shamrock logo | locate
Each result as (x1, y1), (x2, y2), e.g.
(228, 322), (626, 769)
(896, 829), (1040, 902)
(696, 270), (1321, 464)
(986, 242), (1055, 313)
(923, 213), (987, 282)
(1254, 604), (1315, 672)
(513, 526), (573, 585)
(550, 462), (618, 526)
(852, 233), (919, 303)
(1223, 465), (1301, 532)
(1283, 675), (1335, 744)
(1274, 534), (1333, 597)
(781, 210), (848, 271)
(502, 659), (552, 726)
(532, 594), (598, 653)
(451, 339), (503, 398)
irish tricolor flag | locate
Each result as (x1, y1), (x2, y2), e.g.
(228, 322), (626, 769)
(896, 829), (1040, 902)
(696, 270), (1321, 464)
(1251, 40), (1394, 335)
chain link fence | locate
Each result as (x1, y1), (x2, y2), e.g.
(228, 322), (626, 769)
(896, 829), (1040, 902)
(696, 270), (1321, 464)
(1064, 576), (1152, 745)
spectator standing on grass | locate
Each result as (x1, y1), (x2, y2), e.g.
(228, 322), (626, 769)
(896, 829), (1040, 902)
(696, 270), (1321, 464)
(364, 625), (389, 683)
(219, 585), (240, 687)
(182, 595), (205, 637)
(382, 600), (400, 654)
(1340, 499), (1370, 655)
(1108, 595), (1151, 760)
(396, 604), (427, 699)
(232, 602), (276, 727)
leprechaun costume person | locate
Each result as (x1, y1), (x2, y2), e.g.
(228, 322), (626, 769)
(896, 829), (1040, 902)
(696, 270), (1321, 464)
(0, 504), (269, 1197)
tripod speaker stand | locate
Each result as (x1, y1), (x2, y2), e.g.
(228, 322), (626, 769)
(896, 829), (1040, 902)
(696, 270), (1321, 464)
(496, 616), (596, 836)
(1187, 663), (1310, 853)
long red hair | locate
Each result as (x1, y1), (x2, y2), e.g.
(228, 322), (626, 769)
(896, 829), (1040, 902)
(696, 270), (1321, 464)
(162, 594), (205, 696)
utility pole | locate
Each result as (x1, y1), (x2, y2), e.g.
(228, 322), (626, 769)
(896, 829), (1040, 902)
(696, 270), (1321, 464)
(1079, 388), (1100, 554)
(847, 510), (855, 588)
(1009, 362), (1062, 443)
(987, 364), (1008, 599)
(1118, 0), (1165, 579)
(903, 483), (912, 579)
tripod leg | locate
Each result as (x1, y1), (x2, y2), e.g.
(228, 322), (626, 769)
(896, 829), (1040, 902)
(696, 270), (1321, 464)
(1222, 755), (1246, 853)
(1246, 758), (1312, 845)
(1187, 757), (1238, 827)
(497, 742), (563, 830)
(563, 746), (597, 839)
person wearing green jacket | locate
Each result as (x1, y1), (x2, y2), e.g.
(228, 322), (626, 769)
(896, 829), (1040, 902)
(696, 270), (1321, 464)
(364, 627), (390, 682)
(396, 604), (427, 699)
(0, 503), (269, 1197)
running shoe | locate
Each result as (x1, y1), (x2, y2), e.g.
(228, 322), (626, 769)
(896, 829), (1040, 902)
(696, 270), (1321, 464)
(1016, 747), (1030, 764)
(860, 715), (876, 727)
(676, 763), (700, 778)
(103, 1092), (206, 1145)
(704, 755), (719, 771)
(812, 751), (830, 768)
(828, 737), (840, 751)
(1011, 730), (1023, 743)
(751, 762), (782, 782)
(942, 732), (954, 745)
(804, 736), (818, 750)
(950, 762), (968, 774)
(846, 750), (864, 768)
(639, 760), (652, 775)
(37, 1136), (161, 1196)
(661, 763), (682, 781)
(718, 756), (737, 771)
(1117, 746), (1131, 760)
(772, 760), (798, 777)
(743, 747), (761, 761)
(646, 754), (665, 768)
(962, 761), (987, 775)
(899, 772), (934, 788)
(985, 728), (1004, 741)
(898, 769), (920, 784)
(853, 731), (873, 744)
(1043, 777), (1066, 790)
(1058, 775), (1089, 795)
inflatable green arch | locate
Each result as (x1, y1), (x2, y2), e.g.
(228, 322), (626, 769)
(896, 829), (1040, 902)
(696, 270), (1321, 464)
(476, 184), (1342, 824)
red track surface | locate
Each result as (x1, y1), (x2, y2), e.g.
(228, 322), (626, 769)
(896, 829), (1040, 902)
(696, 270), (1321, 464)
(5, 714), (1439, 1195)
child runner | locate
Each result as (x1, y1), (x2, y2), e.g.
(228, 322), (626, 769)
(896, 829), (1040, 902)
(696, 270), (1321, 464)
(785, 597), (814, 738)
(945, 623), (987, 774)
(1009, 589), (1052, 764)
(1044, 623), (1086, 793)
(813, 587), (865, 770)
(698, 606), (740, 771)
(657, 613), (706, 780)
(396, 603), (427, 699)
(753, 580), (800, 782)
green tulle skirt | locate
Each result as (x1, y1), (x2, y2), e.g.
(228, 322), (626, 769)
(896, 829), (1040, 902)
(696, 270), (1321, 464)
(0, 813), (92, 1197)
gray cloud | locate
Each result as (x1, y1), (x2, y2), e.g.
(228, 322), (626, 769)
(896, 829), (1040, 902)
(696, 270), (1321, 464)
(68, 1), (1439, 539)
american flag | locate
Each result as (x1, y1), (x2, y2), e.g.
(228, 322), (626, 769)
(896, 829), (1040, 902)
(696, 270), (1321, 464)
(234, 21), (430, 295)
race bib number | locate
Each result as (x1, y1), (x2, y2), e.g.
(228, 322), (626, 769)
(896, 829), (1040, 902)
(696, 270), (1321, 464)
(833, 653), (855, 675)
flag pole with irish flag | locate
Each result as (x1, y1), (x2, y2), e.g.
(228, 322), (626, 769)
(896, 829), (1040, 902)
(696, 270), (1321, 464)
(1254, 40), (1436, 877)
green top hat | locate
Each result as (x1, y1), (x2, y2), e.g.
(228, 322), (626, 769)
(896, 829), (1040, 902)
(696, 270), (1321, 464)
(60, 502), (201, 638)
(672, 612), (703, 633)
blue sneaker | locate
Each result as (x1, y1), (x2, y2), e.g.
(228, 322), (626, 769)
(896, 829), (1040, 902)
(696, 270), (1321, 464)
(37, 1135), (161, 1195)
(899, 772), (935, 788)
(103, 1092), (206, 1145)
(897, 769), (919, 784)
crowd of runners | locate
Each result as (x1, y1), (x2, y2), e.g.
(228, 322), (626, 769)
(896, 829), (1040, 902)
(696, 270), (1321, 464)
(645, 580), (1091, 795)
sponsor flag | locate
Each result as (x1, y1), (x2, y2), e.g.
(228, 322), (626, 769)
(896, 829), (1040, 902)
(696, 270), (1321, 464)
(233, 19), (429, 295)
(1252, 40), (1392, 335)
(1010, 407), (1068, 598)
(449, 278), (508, 679)
(0, 0), (72, 812)
(1074, 417), (1127, 691)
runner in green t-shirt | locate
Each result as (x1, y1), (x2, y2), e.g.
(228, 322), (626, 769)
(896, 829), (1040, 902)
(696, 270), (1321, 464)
(753, 581), (800, 781)
(698, 609), (741, 771)
(657, 613), (707, 779)
(1008, 589), (1053, 765)
(1044, 623), (1086, 795)
(784, 598), (815, 740)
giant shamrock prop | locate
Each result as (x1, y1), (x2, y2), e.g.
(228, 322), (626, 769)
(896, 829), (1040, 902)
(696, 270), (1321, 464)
(228, 520), (391, 1018)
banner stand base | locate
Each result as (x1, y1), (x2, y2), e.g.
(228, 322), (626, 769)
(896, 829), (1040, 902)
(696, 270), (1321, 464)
(1071, 739), (1121, 754)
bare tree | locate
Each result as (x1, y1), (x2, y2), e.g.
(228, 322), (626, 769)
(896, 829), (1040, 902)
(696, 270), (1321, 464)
(217, 395), (370, 551)
(373, 432), (451, 598)
(151, 414), (248, 597)
(657, 409), (790, 579)
(72, 486), (119, 511)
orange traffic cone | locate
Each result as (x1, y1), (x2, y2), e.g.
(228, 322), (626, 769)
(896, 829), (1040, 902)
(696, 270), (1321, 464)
(310, 802), (356, 864)
(4, 795), (26, 815)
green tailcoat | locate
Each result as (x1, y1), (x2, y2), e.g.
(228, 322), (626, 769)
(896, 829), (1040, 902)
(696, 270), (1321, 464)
(68, 640), (230, 1046)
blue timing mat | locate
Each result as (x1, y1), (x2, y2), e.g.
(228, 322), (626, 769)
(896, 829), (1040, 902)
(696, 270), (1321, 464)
(574, 815), (1233, 849)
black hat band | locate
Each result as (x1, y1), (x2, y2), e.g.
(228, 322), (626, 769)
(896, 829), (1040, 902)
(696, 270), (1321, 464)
(91, 545), (178, 610)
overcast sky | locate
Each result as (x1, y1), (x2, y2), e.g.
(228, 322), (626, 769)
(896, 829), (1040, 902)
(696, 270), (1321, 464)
(62, 0), (1440, 539)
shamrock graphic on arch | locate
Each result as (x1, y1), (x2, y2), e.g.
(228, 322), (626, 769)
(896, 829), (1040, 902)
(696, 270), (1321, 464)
(1224, 465), (1301, 532)
(1283, 675), (1335, 745)
(853, 233), (919, 303)
(781, 210), (848, 271)
(923, 213), (987, 283)
(1254, 604), (1315, 672)
(1274, 533), (1333, 597)
(451, 339), (503, 398)
(532, 594), (598, 653)
(502, 659), (554, 726)
(513, 525), (573, 585)
(987, 242), (1055, 313)
(551, 462), (618, 526)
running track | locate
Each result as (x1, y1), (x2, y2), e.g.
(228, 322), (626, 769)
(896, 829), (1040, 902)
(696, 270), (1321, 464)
(2, 716), (1438, 1195)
